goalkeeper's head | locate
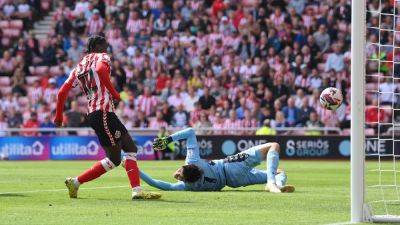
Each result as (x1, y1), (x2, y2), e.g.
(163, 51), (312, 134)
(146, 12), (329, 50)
(174, 164), (203, 183)
(85, 35), (108, 54)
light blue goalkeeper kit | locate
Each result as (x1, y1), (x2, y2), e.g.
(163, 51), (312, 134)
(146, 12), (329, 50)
(140, 128), (286, 191)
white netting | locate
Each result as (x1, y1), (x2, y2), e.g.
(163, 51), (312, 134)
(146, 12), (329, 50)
(365, 0), (400, 219)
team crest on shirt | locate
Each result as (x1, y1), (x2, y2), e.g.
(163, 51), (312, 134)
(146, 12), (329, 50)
(115, 130), (121, 139)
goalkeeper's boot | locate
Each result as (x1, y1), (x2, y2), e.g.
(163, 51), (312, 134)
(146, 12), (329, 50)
(280, 185), (295, 193)
(153, 137), (169, 151)
(265, 182), (282, 193)
(132, 190), (162, 200)
(65, 177), (79, 198)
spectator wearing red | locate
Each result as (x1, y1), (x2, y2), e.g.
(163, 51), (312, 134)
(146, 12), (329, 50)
(22, 112), (40, 136)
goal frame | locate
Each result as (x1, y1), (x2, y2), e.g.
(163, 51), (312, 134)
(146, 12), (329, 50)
(351, 0), (366, 222)
(351, 0), (400, 223)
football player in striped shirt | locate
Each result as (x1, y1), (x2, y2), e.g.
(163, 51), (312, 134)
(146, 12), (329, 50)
(54, 35), (161, 200)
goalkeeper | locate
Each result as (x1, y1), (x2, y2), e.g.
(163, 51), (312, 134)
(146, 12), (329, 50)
(139, 128), (294, 193)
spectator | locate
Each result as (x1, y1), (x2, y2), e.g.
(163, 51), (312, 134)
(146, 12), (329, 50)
(366, 99), (386, 130)
(153, 12), (170, 36)
(282, 97), (301, 127)
(134, 111), (149, 128)
(40, 40), (57, 66)
(298, 98), (315, 126)
(172, 104), (189, 127)
(43, 78), (58, 105)
(168, 87), (187, 109)
(271, 111), (288, 131)
(256, 119), (276, 135)
(67, 39), (83, 63)
(40, 114), (56, 135)
(305, 112), (324, 136)
(0, 112), (8, 136)
(325, 44), (345, 72)
(0, 51), (16, 76)
(198, 88), (216, 110)
(65, 101), (84, 129)
(193, 112), (212, 135)
(149, 111), (168, 129)
(313, 24), (330, 53)
(55, 14), (73, 36)
(22, 111), (40, 136)
(85, 9), (104, 35)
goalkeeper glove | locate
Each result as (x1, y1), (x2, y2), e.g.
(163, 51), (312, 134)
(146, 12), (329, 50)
(153, 137), (170, 151)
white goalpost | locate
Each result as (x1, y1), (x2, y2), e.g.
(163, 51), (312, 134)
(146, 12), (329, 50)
(352, 0), (400, 223)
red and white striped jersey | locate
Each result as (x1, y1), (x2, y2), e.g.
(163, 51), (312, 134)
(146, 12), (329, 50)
(64, 53), (116, 113)
(137, 95), (158, 116)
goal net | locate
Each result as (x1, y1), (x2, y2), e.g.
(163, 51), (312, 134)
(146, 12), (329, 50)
(353, 0), (400, 222)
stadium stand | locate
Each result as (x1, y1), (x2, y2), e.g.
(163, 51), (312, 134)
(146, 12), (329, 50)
(0, 0), (391, 135)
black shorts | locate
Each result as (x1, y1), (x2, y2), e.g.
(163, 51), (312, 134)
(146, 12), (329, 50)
(87, 110), (128, 147)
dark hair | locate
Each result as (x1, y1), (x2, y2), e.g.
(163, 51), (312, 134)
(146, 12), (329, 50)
(85, 35), (108, 53)
(181, 164), (203, 183)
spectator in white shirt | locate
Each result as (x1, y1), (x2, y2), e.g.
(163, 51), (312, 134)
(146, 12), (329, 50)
(167, 87), (188, 109)
(173, 104), (188, 127)
(325, 44), (345, 72)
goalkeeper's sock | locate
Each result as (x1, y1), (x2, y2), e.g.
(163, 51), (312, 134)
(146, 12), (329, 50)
(275, 171), (287, 188)
(124, 153), (141, 189)
(266, 149), (279, 184)
(77, 158), (115, 184)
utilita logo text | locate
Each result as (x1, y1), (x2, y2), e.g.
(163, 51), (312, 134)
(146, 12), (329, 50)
(51, 141), (99, 156)
(0, 141), (44, 156)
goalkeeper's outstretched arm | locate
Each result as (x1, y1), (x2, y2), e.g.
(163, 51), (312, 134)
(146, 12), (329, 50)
(140, 171), (186, 191)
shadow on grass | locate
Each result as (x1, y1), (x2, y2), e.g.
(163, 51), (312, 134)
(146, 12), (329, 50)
(78, 197), (193, 204)
(0, 193), (27, 197)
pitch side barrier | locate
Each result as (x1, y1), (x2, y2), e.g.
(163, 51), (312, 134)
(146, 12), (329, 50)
(0, 128), (398, 160)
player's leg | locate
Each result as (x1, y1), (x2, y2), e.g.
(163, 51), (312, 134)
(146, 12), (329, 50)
(275, 169), (295, 193)
(65, 111), (122, 198)
(230, 142), (281, 192)
(65, 145), (120, 198)
(120, 133), (161, 199)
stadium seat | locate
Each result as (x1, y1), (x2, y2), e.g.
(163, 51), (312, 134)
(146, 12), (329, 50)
(26, 76), (39, 85)
(33, 66), (49, 76)
(0, 21), (9, 29)
(0, 77), (11, 86)
(0, 86), (12, 94)
(3, 28), (21, 37)
(49, 66), (61, 76)
(342, 129), (350, 135)
(1, 37), (10, 46)
(9, 20), (23, 29)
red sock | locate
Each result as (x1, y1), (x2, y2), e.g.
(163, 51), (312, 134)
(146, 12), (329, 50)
(125, 153), (140, 188)
(77, 158), (115, 184)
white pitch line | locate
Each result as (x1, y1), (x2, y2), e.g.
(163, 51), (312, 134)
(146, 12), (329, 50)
(0, 185), (131, 195)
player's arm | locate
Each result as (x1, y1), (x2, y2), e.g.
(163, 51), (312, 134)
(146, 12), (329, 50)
(140, 170), (186, 191)
(54, 71), (76, 126)
(153, 128), (201, 163)
(96, 61), (121, 101)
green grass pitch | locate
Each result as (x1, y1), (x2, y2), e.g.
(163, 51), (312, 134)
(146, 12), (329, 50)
(0, 160), (396, 225)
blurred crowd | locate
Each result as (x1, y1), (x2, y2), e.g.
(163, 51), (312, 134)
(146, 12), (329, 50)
(0, 0), (397, 136)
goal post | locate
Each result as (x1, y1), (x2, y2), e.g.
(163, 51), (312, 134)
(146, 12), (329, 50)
(351, 0), (366, 222)
(352, 0), (400, 223)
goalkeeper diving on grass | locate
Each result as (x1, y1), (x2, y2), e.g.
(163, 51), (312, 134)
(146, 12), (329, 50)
(137, 128), (294, 193)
